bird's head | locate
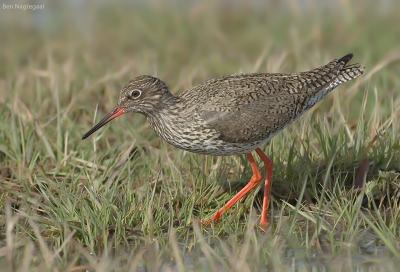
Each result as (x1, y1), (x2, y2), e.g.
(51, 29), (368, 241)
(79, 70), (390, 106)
(82, 75), (171, 139)
(117, 75), (170, 113)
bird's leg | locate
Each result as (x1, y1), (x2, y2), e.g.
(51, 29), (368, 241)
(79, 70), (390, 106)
(255, 148), (273, 229)
(202, 153), (261, 225)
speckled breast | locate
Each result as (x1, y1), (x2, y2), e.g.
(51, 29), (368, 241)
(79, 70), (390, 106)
(146, 111), (267, 156)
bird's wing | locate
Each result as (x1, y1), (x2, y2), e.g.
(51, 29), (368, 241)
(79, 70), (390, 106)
(183, 54), (358, 143)
(198, 90), (305, 143)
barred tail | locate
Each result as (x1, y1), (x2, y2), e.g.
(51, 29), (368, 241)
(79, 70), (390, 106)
(336, 63), (364, 84)
(327, 55), (364, 91)
(301, 54), (364, 112)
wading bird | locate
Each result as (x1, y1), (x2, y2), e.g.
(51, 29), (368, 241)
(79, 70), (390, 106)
(82, 54), (363, 229)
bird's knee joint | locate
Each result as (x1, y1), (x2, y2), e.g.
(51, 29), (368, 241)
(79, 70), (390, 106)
(252, 172), (262, 183)
(261, 158), (272, 167)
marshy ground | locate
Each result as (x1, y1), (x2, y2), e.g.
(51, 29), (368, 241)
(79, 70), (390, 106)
(1, 1), (400, 271)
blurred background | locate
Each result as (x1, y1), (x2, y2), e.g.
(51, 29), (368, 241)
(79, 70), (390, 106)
(1, 0), (400, 271)
(1, 0), (398, 140)
(1, 0), (399, 126)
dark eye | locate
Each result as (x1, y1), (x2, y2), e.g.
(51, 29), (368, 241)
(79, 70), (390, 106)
(129, 89), (142, 99)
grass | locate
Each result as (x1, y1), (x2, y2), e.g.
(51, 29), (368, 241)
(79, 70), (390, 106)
(1, 0), (400, 271)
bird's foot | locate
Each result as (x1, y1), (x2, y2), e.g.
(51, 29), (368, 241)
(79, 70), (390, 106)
(200, 218), (212, 226)
(258, 222), (268, 232)
(200, 211), (221, 226)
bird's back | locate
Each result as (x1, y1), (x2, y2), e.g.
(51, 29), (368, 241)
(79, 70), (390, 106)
(179, 54), (363, 144)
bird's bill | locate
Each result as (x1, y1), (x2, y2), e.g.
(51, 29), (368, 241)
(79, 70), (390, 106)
(82, 107), (125, 139)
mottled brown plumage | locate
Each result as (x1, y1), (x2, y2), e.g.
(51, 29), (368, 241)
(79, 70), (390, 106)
(181, 54), (362, 146)
(82, 53), (364, 228)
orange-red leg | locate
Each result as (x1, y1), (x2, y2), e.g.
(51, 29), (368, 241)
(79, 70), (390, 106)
(255, 148), (273, 229)
(202, 153), (261, 225)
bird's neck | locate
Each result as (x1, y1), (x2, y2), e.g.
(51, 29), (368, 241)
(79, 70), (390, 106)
(153, 92), (180, 115)
(145, 94), (187, 144)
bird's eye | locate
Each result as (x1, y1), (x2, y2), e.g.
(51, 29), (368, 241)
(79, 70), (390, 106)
(129, 89), (142, 99)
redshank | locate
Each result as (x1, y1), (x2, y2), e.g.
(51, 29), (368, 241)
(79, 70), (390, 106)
(82, 54), (363, 229)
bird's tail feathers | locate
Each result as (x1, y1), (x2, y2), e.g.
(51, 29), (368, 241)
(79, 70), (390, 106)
(328, 62), (364, 91)
(301, 55), (364, 112)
